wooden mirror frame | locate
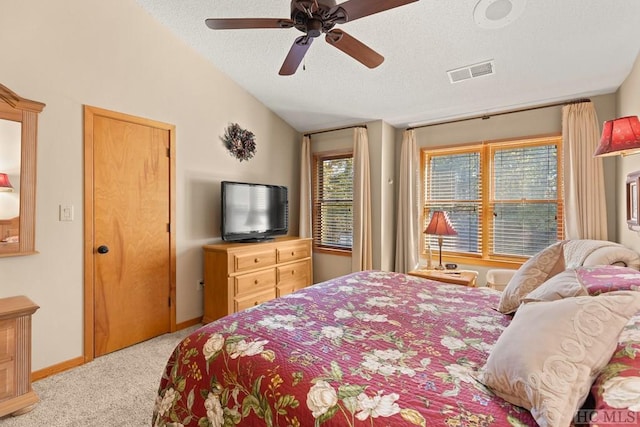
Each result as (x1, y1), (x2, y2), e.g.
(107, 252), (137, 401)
(0, 84), (45, 257)
(627, 170), (640, 231)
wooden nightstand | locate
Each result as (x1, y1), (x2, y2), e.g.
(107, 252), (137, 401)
(408, 269), (478, 287)
(0, 296), (39, 417)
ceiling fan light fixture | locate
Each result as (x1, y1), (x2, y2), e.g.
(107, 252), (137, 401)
(473, 0), (527, 29)
(206, 0), (418, 75)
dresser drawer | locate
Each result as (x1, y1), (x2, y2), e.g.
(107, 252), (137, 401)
(0, 320), (15, 362)
(0, 360), (14, 402)
(277, 260), (310, 288)
(235, 269), (276, 296)
(277, 242), (310, 263)
(233, 249), (277, 273)
(235, 289), (277, 312)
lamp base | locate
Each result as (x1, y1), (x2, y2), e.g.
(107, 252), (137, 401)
(435, 264), (445, 270)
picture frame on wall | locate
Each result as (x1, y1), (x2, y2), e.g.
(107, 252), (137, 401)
(626, 170), (640, 230)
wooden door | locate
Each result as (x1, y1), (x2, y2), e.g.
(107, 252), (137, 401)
(83, 106), (176, 359)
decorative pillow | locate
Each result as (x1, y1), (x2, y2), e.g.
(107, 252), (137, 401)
(476, 291), (640, 427)
(523, 269), (588, 303)
(498, 241), (565, 314)
(588, 313), (640, 424)
(575, 265), (640, 296)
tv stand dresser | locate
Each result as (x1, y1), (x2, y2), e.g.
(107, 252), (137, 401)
(202, 236), (312, 323)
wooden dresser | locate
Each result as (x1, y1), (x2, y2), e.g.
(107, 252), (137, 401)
(202, 236), (313, 323)
(0, 296), (39, 417)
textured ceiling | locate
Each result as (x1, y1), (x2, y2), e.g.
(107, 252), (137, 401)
(134, 0), (640, 132)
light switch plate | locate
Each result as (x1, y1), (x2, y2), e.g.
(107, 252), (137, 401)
(59, 204), (74, 221)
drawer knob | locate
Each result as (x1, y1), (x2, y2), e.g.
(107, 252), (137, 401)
(291, 251), (295, 256)
(291, 270), (295, 275)
(254, 258), (259, 263)
(254, 301), (259, 306)
(254, 279), (259, 285)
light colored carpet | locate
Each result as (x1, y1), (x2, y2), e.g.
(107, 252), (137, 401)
(0, 325), (200, 427)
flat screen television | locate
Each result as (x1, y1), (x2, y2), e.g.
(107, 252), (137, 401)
(221, 181), (288, 242)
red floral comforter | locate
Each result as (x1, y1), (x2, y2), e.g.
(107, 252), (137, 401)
(153, 270), (536, 426)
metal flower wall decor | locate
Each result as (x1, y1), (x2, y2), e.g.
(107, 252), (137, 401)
(221, 123), (256, 162)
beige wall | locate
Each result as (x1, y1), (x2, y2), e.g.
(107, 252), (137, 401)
(0, 0), (300, 371)
(403, 93), (619, 284)
(617, 51), (640, 250)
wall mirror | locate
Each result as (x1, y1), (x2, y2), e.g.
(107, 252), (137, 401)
(627, 170), (640, 231)
(0, 83), (45, 257)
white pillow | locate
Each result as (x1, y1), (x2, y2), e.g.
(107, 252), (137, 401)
(523, 269), (587, 303)
(477, 291), (640, 427)
(498, 241), (565, 314)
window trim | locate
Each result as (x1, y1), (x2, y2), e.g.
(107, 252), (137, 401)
(421, 134), (563, 266)
(312, 149), (353, 256)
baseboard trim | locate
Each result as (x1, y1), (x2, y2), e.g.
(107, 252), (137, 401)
(176, 316), (203, 330)
(32, 316), (203, 381)
(32, 356), (84, 382)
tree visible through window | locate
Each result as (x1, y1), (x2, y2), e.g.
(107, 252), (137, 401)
(313, 151), (353, 252)
(422, 135), (563, 263)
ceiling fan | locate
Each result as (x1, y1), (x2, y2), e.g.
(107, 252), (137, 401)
(205, 0), (419, 76)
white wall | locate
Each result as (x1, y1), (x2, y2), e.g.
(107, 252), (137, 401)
(617, 51), (640, 250)
(0, 0), (300, 371)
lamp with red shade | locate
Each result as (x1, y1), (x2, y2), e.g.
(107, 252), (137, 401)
(424, 211), (457, 270)
(594, 116), (640, 157)
(0, 173), (14, 192)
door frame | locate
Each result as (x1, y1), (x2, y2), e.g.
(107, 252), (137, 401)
(83, 105), (176, 362)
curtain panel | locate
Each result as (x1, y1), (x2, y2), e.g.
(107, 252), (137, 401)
(299, 135), (312, 238)
(562, 102), (608, 240)
(352, 128), (373, 271)
(394, 129), (421, 273)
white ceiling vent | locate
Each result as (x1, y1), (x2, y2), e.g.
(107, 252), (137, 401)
(447, 60), (495, 83)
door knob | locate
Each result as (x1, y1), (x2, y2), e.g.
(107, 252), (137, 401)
(97, 245), (109, 254)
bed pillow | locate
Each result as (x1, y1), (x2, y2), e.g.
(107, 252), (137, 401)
(497, 241), (565, 314)
(575, 265), (640, 296)
(523, 269), (588, 303)
(476, 291), (640, 427)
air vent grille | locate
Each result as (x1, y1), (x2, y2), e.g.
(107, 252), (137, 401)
(447, 60), (495, 83)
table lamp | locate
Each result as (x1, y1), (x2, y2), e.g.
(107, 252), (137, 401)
(424, 211), (457, 270)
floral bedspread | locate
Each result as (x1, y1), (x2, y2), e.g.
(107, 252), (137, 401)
(153, 270), (536, 426)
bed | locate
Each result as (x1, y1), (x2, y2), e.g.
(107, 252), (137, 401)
(153, 264), (640, 426)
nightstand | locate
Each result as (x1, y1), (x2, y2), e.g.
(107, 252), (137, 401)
(407, 269), (478, 287)
(0, 296), (39, 417)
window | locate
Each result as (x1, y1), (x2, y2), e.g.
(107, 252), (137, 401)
(313, 151), (353, 253)
(422, 135), (563, 265)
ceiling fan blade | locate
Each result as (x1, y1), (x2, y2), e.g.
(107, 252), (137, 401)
(325, 29), (384, 69)
(205, 18), (294, 30)
(333, 0), (419, 22)
(279, 36), (314, 76)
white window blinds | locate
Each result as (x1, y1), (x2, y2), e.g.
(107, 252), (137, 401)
(313, 153), (354, 250)
(422, 136), (563, 261)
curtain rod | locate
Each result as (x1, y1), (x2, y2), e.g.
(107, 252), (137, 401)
(406, 98), (591, 131)
(304, 124), (367, 138)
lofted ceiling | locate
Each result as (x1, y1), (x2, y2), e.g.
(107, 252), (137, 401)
(134, 0), (640, 132)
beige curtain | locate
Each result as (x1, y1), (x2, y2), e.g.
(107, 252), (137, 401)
(299, 135), (312, 238)
(394, 129), (421, 273)
(562, 102), (608, 240)
(352, 128), (373, 271)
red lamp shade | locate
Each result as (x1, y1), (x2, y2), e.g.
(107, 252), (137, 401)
(0, 173), (13, 192)
(424, 211), (457, 236)
(594, 116), (640, 157)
